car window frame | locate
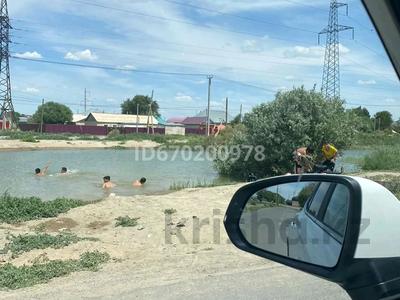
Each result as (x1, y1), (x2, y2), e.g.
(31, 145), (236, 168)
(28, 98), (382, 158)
(320, 183), (351, 238)
(304, 182), (345, 244)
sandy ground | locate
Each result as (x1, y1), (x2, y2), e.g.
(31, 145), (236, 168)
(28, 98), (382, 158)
(0, 184), (272, 298)
(0, 139), (160, 151)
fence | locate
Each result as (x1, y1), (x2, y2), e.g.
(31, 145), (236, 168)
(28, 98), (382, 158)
(18, 124), (170, 136)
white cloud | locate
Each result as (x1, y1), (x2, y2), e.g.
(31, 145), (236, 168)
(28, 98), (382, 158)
(357, 79), (377, 85)
(284, 46), (324, 58)
(283, 43), (349, 59)
(241, 39), (264, 53)
(14, 51), (42, 59)
(285, 75), (295, 80)
(106, 98), (116, 102)
(339, 44), (350, 54)
(64, 49), (98, 61)
(175, 93), (193, 102)
(385, 98), (396, 103)
(25, 87), (40, 94)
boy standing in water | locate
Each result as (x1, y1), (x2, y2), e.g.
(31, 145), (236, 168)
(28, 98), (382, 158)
(103, 176), (116, 189)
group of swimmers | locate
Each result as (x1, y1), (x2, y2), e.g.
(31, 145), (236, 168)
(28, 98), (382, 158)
(34, 164), (147, 189)
(102, 176), (146, 189)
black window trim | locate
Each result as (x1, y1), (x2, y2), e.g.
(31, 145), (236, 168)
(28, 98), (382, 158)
(320, 183), (351, 238)
(305, 182), (344, 244)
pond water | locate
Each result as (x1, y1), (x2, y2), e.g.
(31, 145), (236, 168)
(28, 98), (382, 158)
(0, 148), (370, 202)
(0, 149), (219, 201)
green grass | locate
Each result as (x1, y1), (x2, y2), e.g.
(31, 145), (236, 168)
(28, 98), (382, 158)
(20, 136), (39, 143)
(169, 178), (237, 191)
(0, 251), (109, 290)
(0, 233), (99, 258)
(0, 193), (88, 224)
(110, 145), (127, 150)
(114, 216), (140, 227)
(0, 131), (212, 147)
(351, 132), (400, 149)
(163, 208), (177, 215)
(362, 147), (400, 171)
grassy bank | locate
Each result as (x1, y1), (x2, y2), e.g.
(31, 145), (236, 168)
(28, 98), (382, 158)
(0, 131), (212, 147)
(1, 233), (98, 258)
(350, 132), (400, 149)
(0, 251), (109, 290)
(0, 193), (90, 224)
(362, 148), (400, 171)
(169, 179), (238, 191)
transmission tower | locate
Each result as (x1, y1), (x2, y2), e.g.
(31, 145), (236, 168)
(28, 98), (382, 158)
(319, 0), (354, 99)
(0, 0), (14, 130)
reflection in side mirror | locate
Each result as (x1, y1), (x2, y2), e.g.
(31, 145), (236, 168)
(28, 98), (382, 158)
(239, 181), (350, 268)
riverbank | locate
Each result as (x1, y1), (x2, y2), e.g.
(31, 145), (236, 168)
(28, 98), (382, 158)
(0, 184), (269, 297)
(1, 173), (399, 296)
(0, 139), (160, 151)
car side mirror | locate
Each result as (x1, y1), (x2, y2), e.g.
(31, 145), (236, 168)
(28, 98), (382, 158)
(224, 174), (400, 300)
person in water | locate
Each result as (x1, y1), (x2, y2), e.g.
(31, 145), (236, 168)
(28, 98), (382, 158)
(103, 176), (116, 189)
(60, 167), (68, 174)
(35, 165), (49, 176)
(133, 177), (146, 187)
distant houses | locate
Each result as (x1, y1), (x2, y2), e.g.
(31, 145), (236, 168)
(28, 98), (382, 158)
(83, 112), (158, 128)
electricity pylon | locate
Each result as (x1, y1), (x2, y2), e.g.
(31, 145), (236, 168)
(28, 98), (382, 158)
(319, 0), (354, 99)
(0, 0), (14, 129)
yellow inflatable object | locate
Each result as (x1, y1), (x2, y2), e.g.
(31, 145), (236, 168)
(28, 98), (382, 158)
(322, 144), (338, 160)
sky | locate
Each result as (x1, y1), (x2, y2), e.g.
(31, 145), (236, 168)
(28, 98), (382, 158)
(8, 0), (400, 120)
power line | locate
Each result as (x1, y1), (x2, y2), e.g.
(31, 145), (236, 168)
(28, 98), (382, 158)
(65, 0), (312, 45)
(11, 56), (209, 77)
(163, 0), (317, 34)
(347, 102), (400, 108)
(215, 77), (276, 92)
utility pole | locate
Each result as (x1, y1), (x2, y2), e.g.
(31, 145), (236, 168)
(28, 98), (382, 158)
(239, 104), (243, 122)
(0, 0), (14, 130)
(147, 90), (154, 134)
(206, 75), (213, 136)
(40, 99), (45, 133)
(319, 0), (354, 99)
(136, 103), (139, 133)
(225, 97), (229, 125)
(84, 88), (87, 115)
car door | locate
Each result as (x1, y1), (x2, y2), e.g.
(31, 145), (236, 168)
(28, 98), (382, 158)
(287, 182), (349, 267)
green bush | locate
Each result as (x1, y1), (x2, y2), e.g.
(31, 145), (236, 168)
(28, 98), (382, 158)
(0, 193), (87, 224)
(20, 136), (39, 143)
(163, 208), (177, 215)
(362, 148), (400, 171)
(115, 216), (140, 227)
(1, 233), (98, 258)
(0, 251), (109, 290)
(214, 87), (355, 179)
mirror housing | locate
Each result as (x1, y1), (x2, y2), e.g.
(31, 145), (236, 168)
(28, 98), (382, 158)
(224, 174), (400, 300)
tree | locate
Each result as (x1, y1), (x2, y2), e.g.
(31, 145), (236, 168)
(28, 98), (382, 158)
(214, 87), (355, 179)
(351, 106), (370, 119)
(121, 95), (160, 117)
(346, 109), (373, 132)
(374, 111), (393, 130)
(13, 111), (21, 125)
(32, 102), (73, 124)
(230, 114), (242, 125)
